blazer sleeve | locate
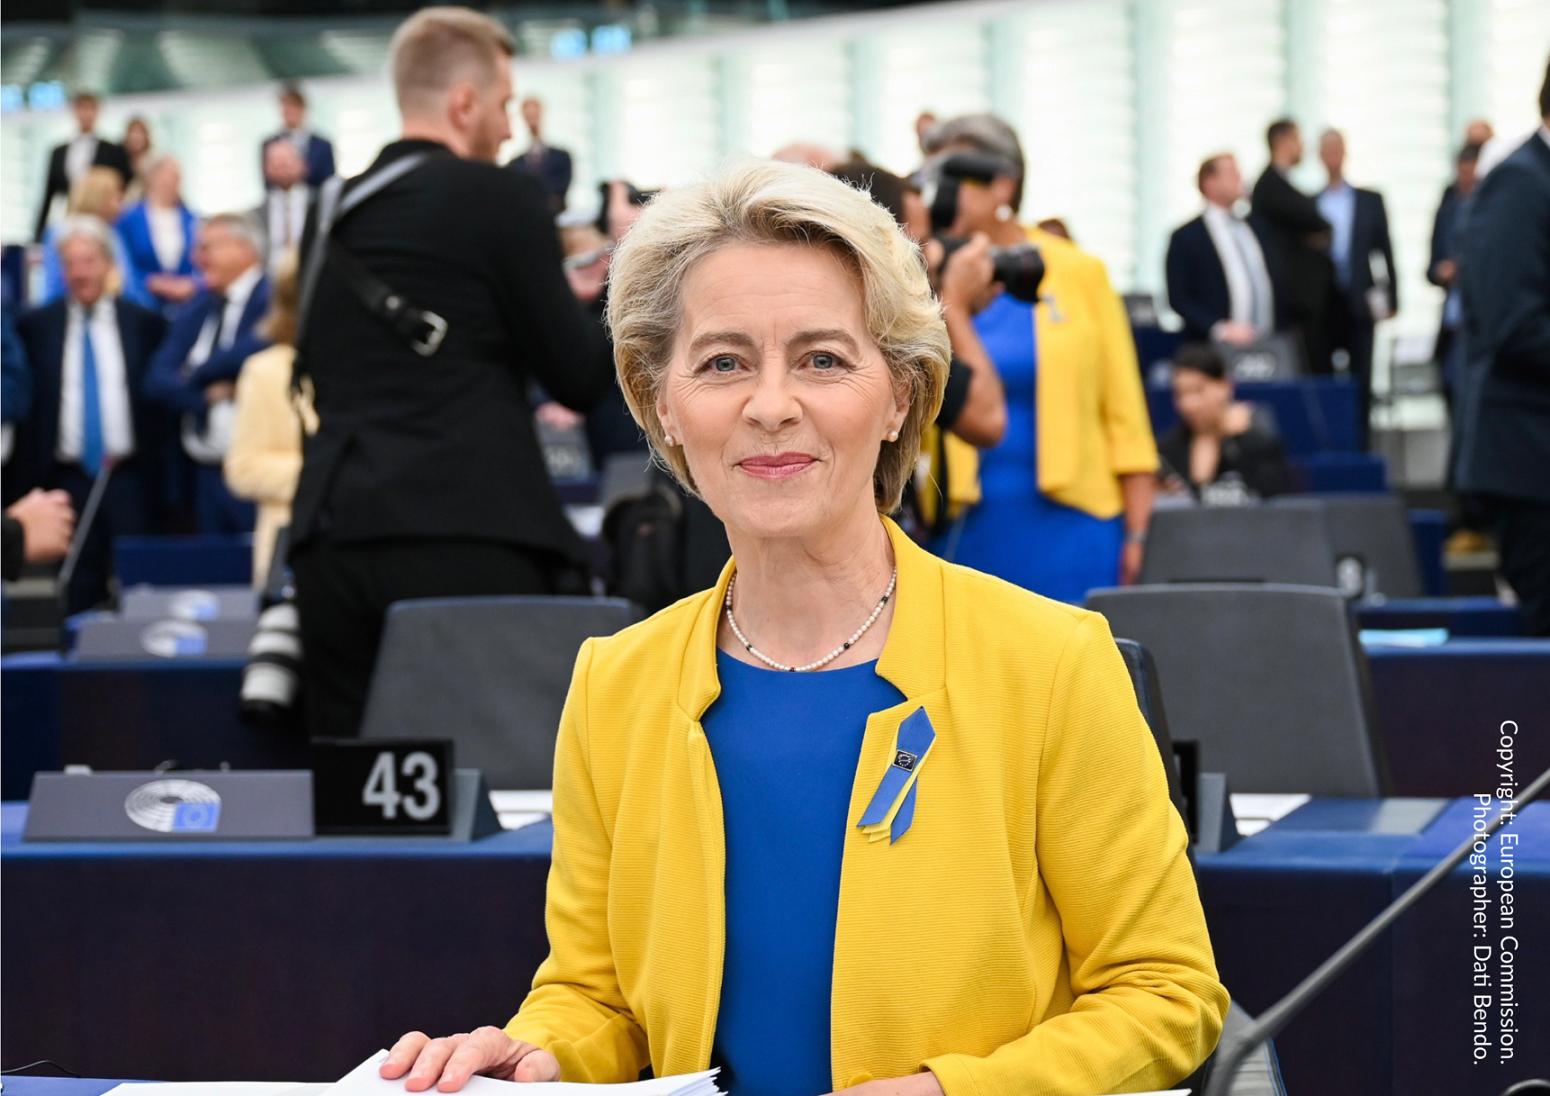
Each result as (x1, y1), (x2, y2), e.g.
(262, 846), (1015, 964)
(1428, 191), (1452, 287)
(924, 613), (1228, 1095)
(490, 172), (614, 412)
(2, 309), (31, 425)
(1253, 174), (1329, 235)
(224, 351), (303, 505)
(505, 639), (652, 1082)
(1372, 192), (1398, 314)
(191, 329), (270, 387)
(1164, 228), (1223, 338)
(1089, 254), (1159, 476)
(143, 311), (209, 414)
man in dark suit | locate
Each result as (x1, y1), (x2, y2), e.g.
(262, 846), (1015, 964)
(252, 140), (312, 274)
(1317, 129), (1397, 449)
(507, 96), (573, 213)
(1251, 119), (1335, 374)
(1429, 141), (1482, 401)
(1455, 64), (1550, 636)
(291, 8), (614, 737)
(143, 213), (270, 535)
(261, 84), (336, 190)
(1166, 153), (1279, 345)
(33, 92), (132, 243)
(7, 216), (167, 611)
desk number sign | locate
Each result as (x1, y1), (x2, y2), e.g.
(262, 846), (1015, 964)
(312, 738), (454, 835)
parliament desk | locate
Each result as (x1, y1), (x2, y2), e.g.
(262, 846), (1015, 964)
(0, 654), (308, 801)
(1363, 639), (1550, 798)
(1355, 596), (1521, 637)
(5, 799), (1547, 1095)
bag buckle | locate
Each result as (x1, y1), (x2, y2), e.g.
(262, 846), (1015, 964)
(411, 312), (449, 357)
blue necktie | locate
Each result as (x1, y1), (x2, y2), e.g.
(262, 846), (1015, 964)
(80, 309), (105, 477)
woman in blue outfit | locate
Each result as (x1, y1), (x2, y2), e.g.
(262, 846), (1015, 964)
(116, 153), (200, 313)
(925, 114), (1158, 603)
(38, 167), (146, 307)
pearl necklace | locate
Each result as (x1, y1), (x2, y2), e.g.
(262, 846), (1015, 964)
(724, 568), (898, 672)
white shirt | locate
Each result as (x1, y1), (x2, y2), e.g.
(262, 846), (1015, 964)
(1202, 202), (1275, 334)
(64, 133), (99, 183)
(147, 204), (187, 273)
(182, 264), (264, 464)
(58, 299), (135, 465)
(265, 184), (311, 269)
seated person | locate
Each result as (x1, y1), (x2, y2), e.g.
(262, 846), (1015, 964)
(1159, 342), (1292, 502)
(383, 160), (1227, 1095)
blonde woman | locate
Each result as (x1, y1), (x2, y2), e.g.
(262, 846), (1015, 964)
(382, 159), (1225, 1095)
(224, 250), (314, 584)
(39, 166), (137, 304)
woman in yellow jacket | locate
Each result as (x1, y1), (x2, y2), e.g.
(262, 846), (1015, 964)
(223, 251), (315, 584)
(922, 115), (1157, 602)
(385, 160), (1225, 1096)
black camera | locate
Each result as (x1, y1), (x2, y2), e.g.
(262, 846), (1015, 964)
(924, 152), (1045, 304)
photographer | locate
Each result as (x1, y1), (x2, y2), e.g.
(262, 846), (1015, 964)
(288, 7), (615, 737)
(920, 114), (1158, 601)
(827, 160), (1006, 449)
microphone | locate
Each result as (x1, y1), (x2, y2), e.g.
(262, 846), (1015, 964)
(1204, 762), (1550, 1096)
(55, 457), (116, 635)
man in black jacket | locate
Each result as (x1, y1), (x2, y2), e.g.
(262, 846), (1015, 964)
(1316, 129), (1397, 448)
(1251, 119), (1335, 374)
(290, 7), (615, 737)
(1455, 62), (1550, 636)
(1166, 153), (1279, 346)
(34, 93), (132, 243)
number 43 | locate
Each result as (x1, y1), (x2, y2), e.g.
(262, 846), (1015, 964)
(363, 751), (441, 821)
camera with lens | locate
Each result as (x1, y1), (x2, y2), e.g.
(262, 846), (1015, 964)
(923, 152), (1046, 304)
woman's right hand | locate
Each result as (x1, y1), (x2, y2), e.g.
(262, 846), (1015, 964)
(379, 1027), (560, 1092)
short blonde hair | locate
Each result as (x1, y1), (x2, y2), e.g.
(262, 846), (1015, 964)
(608, 158), (950, 512)
(67, 166), (123, 220)
(389, 7), (515, 114)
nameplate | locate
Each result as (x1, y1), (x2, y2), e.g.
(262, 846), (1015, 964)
(24, 770), (313, 841)
(312, 739), (455, 836)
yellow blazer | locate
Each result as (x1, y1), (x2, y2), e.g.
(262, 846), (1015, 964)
(507, 519), (1226, 1095)
(1027, 227), (1159, 518)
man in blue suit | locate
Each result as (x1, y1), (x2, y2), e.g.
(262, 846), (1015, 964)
(1317, 129), (1397, 449)
(261, 84), (336, 190)
(6, 216), (168, 611)
(507, 97), (572, 213)
(1456, 62), (1550, 636)
(1166, 153), (1280, 346)
(143, 213), (270, 535)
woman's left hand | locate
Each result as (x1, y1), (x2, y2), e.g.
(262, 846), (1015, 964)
(827, 1070), (945, 1096)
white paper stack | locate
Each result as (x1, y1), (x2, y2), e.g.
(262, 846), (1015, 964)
(323, 1051), (723, 1096)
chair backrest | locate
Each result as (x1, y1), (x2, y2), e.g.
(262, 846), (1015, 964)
(1275, 493), (1423, 598)
(1139, 503), (1337, 587)
(1112, 637), (1188, 827)
(599, 451), (655, 511)
(1087, 584), (1388, 796)
(360, 596), (641, 789)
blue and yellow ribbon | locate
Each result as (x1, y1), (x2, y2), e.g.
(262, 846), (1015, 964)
(857, 707), (936, 844)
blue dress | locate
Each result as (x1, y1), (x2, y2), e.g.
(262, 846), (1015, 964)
(701, 650), (905, 1096)
(930, 292), (1122, 603)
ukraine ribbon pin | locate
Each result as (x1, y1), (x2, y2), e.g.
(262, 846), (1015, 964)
(857, 707), (936, 845)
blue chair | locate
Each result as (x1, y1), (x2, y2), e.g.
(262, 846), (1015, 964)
(113, 535), (254, 587)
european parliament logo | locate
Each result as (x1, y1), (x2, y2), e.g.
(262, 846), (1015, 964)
(124, 779), (223, 833)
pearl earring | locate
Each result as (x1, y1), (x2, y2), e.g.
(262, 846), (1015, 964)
(995, 204), (1014, 223)
(663, 433), (675, 446)
(886, 429), (900, 442)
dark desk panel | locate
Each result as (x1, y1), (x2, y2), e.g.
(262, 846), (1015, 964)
(1, 655), (309, 800)
(1, 805), (554, 1083)
(1357, 597), (1522, 637)
(1365, 640), (1550, 797)
(1195, 798), (1445, 1096)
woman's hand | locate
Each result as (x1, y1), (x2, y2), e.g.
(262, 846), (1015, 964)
(379, 1027), (560, 1092)
(828, 1070), (945, 1096)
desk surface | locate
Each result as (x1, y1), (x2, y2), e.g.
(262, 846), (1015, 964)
(1, 1081), (136, 1096)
